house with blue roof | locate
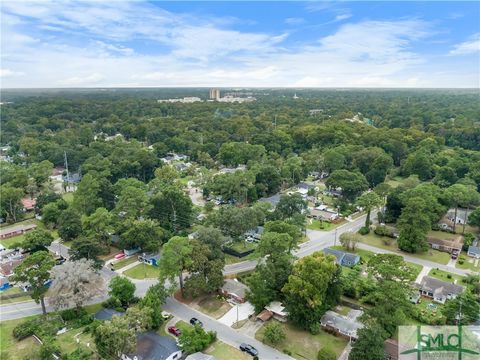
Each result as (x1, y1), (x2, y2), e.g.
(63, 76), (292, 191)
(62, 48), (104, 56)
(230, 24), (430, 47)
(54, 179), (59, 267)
(467, 245), (480, 259)
(138, 253), (161, 266)
(323, 248), (360, 267)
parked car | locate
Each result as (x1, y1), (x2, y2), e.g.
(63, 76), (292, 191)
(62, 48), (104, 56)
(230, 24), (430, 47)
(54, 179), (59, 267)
(240, 343), (258, 356)
(168, 326), (181, 337)
(190, 317), (203, 327)
(161, 311), (172, 320)
(114, 252), (125, 260)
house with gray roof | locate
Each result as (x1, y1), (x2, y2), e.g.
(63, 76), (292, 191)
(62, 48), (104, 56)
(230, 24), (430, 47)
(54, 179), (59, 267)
(467, 245), (480, 259)
(323, 248), (360, 267)
(320, 310), (364, 340)
(122, 332), (182, 360)
(220, 279), (249, 303)
(416, 276), (464, 304)
(138, 252), (160, 266)
(258, 193), (281, 208)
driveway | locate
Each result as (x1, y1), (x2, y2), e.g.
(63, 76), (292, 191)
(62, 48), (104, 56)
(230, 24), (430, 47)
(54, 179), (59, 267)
(163, 297), (293, 360)
(415, 265), (430, 283)
(218, 302), (255, 326)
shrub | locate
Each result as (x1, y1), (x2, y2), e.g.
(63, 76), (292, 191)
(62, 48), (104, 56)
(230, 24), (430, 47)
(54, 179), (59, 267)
(283, 349), (292, 356)
(317, 347), (336, 360)
(309, 322), (321, 335)
(447, 274), (452, 279)
(102, 296), (122, 309)
(358, 226), (370, 235)
(39, 337), (60, 360)
(60, 308), (88, 322)
(263, 322), (286, 345)
(13, 320), (38, 340)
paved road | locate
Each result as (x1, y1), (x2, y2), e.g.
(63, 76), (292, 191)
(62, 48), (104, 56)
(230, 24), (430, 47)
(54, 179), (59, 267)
(2, 213), (475, 321)
(163, 297), (293, 360)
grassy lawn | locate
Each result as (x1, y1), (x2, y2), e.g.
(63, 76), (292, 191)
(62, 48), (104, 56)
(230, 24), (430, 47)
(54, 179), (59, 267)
(175, 320), (192, 332)
(205, 341), (251, 360)
(256, 320), (348, 359)
(456, 253), (480, 271)
(99, 245), (120, 261)
(307, 219), (346, 231)
(197, 296), (232, 319)
(0, 304), (102, 359)
(123, 263), (161, 279)
(359, 233), (451, 265)
(0, 219), (60, 248)
(62, 192), (74, 204)
(428, 268), (464, 284)
(111, 256), (138, 270)
(56, 326), (95, 354)
(228, 241), (257, 253)
(0, 287), (32, 305)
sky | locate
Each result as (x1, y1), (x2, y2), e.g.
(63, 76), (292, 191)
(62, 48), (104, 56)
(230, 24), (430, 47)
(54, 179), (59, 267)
(1, 1), (479, 88)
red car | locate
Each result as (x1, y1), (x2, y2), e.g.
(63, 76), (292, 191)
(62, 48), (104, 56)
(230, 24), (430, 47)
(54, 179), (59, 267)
(168, 326), (181, 337)
(114, 252), (126, 260)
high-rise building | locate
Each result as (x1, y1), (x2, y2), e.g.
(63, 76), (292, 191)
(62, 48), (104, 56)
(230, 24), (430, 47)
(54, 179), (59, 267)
(209, 88), (220, 100)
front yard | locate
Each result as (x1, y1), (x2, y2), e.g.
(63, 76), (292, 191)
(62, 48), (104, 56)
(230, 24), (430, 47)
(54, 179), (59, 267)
(123, 263), (161, 279)
(205, 341), (251, 360)
(255, 320), (348, 359)
(456, 253), (480, 271)
(0, 287), (31, 305)
(111, 256), (138, 270)
(428, 268), (463, 284)
(359, 233), (451, 265)
(196, 296), (232, 319)
(307, 219), (346, 231)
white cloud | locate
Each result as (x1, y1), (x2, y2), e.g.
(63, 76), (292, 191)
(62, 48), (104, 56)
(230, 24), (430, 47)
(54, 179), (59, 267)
(0, 68), (25, 77)
(334, 13), (352, 22)
(285, 17), (306, 25)
(0, 1), (477, 88)
(449, 33), (480, 55)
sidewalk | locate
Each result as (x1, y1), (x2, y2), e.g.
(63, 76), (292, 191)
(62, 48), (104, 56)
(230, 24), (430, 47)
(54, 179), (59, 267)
(116, 260), (141, 274)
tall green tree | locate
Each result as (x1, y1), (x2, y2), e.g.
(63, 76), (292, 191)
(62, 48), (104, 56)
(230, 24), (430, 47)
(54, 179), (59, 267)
(10, 251), (55, 315)
(397, 197), (430, 253)
(120, 219), (164, 251)
(73, 173), (102, 215)
(325, 170), (368, 201)
(82, 207), (113, 246)
(150, 185), (193, 232)
(159, 236), (193, 295)
(58, 207), (83, 242)
(93, 316), (136, 359)
(0, 185), (24, 223)
(442, 292), (480, 325)
(282, 252), (340, 331)
(356, 192), (382, 228)
(109, 276), (136, 306)
(21, 228), (54, 253)
(348, 325), (387, 360)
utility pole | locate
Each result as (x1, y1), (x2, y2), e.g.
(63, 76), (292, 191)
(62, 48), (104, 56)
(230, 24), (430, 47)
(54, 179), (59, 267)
(64, 151), (70, 192)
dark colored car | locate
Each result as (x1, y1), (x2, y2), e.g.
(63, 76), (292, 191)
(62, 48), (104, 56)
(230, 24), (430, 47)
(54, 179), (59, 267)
(190, 317), (203, 327)
(168, 326), (181, 337)
(240, 343), (258, 356)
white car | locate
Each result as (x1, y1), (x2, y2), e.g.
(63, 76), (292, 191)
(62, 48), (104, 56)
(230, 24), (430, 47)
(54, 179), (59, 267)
(161, 311), (172, 320)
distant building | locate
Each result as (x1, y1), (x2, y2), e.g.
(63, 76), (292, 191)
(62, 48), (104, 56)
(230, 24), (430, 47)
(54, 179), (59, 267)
(158, 97), (202, 103)
(323, 248), (360, 267)
(138, 253), (160, 266)
(446, 208), (472, 225)
(21, 198), (36, 212)
(258, 193), (281, 209)
(467, 245), (480, 259)
(209, 88), (220, 100)
(309, 208), (339, 222)
(426, 235), (463, 255)
(122, 332), (182, 360)
(0, 258), (24, 277)
(416, 276), (464, 304)
(0, 224), (37, 240)
(220, 279), (249, 303)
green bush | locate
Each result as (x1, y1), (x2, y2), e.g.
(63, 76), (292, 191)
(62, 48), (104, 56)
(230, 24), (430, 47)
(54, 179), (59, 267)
(458, 260), (464, 265)
(447, 274), (452, 279)
(60, 307), (88, 321)
(358, 226), (370, 235)
(102, 296), (122, 309)
(309, 322), (321, 335)
(317, 347), (336, 360)
(283, 349), (292, 355)
(13, 320), (38, 340)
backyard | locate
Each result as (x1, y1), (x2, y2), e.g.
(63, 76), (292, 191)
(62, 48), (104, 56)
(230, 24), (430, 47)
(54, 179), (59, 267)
(255, 320), (348, 359)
